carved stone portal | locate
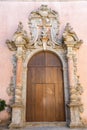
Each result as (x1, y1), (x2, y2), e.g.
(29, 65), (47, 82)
(6, 5), (84, 128)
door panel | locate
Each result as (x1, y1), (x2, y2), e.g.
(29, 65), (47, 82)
(26, 51), (65, 122)
(35, 84), (43, 121)
(31, 67), (45, 83)
(28, 52), (45, 67)
(44, 84), (55, 121)
(46, 67), (58, 83)
(45, 52), (62, 67)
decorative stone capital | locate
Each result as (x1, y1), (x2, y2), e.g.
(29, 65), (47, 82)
(63, 23), (83, 50)
(6, 22), (29, 51)
(16, 46), (24, 59)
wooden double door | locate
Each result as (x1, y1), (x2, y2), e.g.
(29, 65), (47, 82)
(26, 52), (65, 122)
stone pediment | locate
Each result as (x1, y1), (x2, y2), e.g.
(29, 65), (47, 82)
(6, 5), (62, 50)
(6, 5), (82, 51)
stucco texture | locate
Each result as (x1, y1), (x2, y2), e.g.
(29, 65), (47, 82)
(0, 1), (87, 125)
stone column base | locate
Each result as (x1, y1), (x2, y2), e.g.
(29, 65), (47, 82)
(9, 122), (24, 128)
(9, 103), (24, 128)
(67, 102), (84, 128)
(69, 121), (84, 128)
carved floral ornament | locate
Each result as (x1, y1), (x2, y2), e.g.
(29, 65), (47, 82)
(6, 5), (84, 128)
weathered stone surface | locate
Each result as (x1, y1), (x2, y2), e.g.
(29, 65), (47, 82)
(6, 5), (84, 128)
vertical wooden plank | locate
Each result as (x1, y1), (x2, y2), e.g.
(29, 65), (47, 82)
(45, 84), (55, 121)
(26, 68), (32, 121)
(45, 51), (62, 67)
(57, 68), (65, 121)
(31, 84), (36, 121)
(28, 52), (45, 66)
(42, 84), (46, 121)
(35, 84), (43, 121)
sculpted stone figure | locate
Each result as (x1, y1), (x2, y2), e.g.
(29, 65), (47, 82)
(63, 23), (79, 42)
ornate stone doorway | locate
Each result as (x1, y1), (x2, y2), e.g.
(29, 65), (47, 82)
(26, 51), (65, 122)
(6, 5), (83, 128)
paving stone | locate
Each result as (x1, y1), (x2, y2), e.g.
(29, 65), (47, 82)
(0, 126), (87, 130)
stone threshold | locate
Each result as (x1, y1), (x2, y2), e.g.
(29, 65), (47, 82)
(25, 122), (66, 127)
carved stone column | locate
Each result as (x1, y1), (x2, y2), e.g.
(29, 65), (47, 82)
(63, 23), (83, 128)
(66, 43), (82, 127)
(15, 47), (23, 104)
(6, 22), (29, 128)
(10, 47), (24, 128)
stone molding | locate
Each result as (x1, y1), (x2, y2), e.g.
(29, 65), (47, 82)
(6, 5), (84, 128)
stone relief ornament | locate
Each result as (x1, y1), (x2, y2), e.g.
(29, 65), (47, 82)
(63, 23), (79, 42)
(6, 22), (29, 51)
(63, 23), (84, 127)
(7, 77), (15, 96)
(63, 23), (83, 48)
(6, 5), (61, 50)
(28, 5), (61, 48)
(6, 55), (17, 123)
(73, 55), (83, 113)
(7, 55), (17, 105)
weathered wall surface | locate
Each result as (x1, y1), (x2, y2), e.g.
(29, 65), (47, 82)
(0, 1), (87, 125)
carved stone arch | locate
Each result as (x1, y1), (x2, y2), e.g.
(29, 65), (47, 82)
(24, 49), (66, 68)
(6, 5), (84, 128)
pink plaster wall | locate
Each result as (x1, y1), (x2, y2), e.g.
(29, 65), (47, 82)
(0, 1), (87, 124)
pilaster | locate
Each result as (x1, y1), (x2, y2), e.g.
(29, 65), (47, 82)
(7, 22), (29, 128)
(63, 23), (83, 128)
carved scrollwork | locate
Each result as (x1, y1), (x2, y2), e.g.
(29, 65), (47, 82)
(63, 23), (83, 49)
(69, 54), (84, 116)
(6, 40), (17, 51)
(28, 5), (61, 48)
(13, 22), (29, 47)
(63, 23), (79, 42)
